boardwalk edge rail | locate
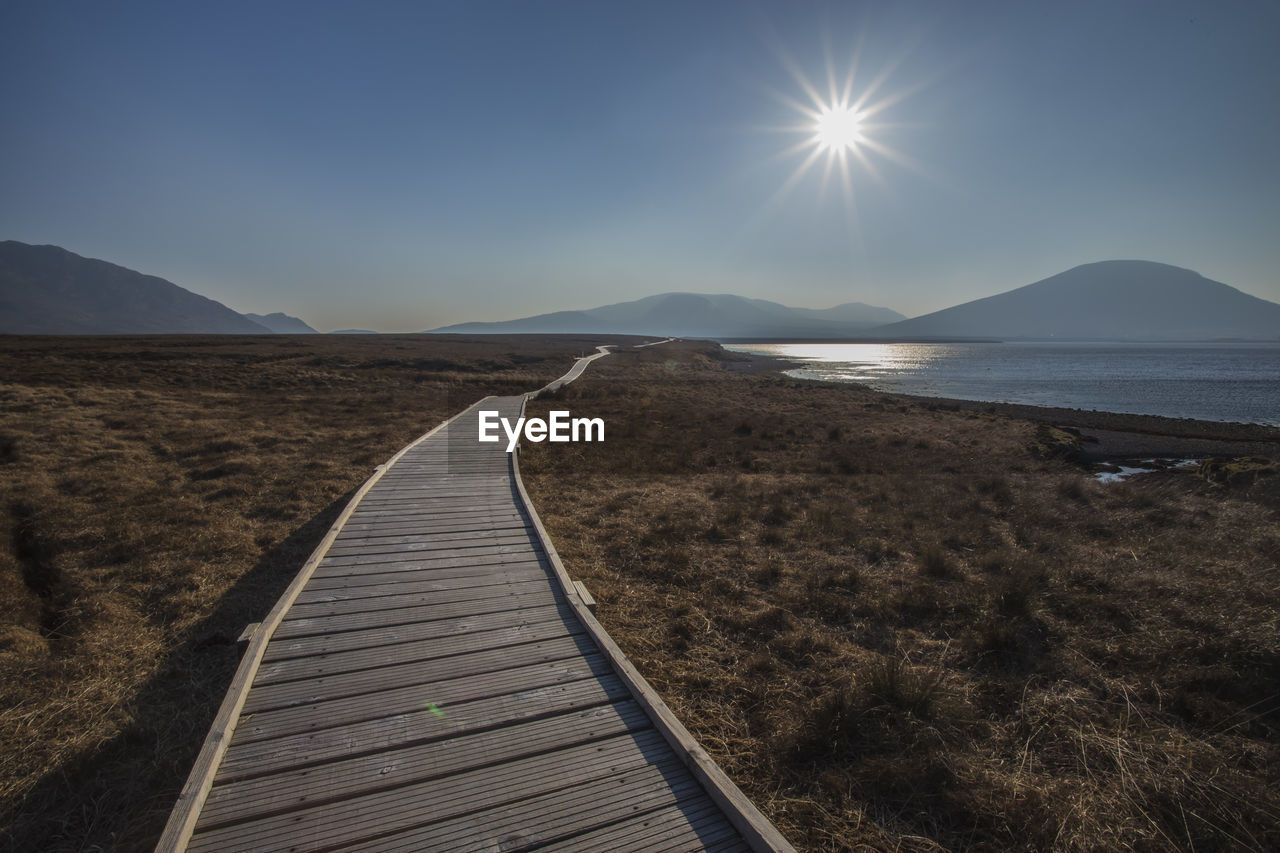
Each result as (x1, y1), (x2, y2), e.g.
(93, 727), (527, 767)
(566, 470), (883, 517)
(154, 400), (493, 853)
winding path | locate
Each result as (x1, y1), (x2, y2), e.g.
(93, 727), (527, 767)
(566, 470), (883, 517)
(158, 343), (793, 852)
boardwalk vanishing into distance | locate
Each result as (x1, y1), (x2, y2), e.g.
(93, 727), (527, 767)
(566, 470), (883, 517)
(158, 344), (793, 853)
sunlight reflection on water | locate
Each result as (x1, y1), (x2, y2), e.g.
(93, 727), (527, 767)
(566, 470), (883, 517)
(723, 341), (1280, 426)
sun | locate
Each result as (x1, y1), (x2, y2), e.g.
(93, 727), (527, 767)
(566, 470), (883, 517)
(814, 104), (865, 152)
(751, 37), (928, 236)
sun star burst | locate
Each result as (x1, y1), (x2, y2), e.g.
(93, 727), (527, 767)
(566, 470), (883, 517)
(815, 104), (866, 152)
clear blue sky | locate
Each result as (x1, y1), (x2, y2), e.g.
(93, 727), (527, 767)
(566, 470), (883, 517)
(2, 0), (1277, 332)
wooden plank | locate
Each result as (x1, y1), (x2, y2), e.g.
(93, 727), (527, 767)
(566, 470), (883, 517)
(348, 502), (522, 514)
(338, 515), (527, 532)
(352, 494), (515, 508)
(286, 573), (547, 612)
(200, 701), (651, 829)
(344, 756), (700, 853)
(353, 490), (512, 504)
(359, 482), (513, 494)
(279, 578), (553, 624)
(549, 799), (733, 853)
(271, 589), (564, 643)
(300, 557), (547, 593)
(254, 618), (582, 686)
(241, 633), (600, 715)
(332, 517), (532, 537)
(235, 622), (259, 647)
(574, 579), (597, 611)
(187, 730), (673, 853)
(262, 601), (575, 661)
(335, 516), (526, 536)
(230, 653), (615, 745)
(339, 512), (527, 529)
(322, 530), (535, 557)
(316, 540), (539, 568)
(217, 673), (632, 782)
(309, 549), (543, 581)
(292, 565), (547, 604)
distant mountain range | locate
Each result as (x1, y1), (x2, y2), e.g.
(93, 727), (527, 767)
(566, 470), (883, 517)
(430, 293), (906, 338)
(873, 260), (1280, 341)
(3, 242), (1277, 341)
(436, 261), (1279, 341)
(244, 312), (318, 334)
(0, 241), (316, 334)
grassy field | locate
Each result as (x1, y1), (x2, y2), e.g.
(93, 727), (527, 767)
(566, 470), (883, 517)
(0, 333), (616, 852)
(521, 341), (1280, 852)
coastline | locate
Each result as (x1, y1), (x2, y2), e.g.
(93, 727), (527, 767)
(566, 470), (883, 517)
(724, 347), (1280, 462)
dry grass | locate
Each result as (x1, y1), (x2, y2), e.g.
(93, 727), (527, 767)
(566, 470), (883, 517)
(523, 341), (1280, 852)
(0, 333), (616, 852)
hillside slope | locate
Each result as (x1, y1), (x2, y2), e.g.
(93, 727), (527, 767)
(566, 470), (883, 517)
(0, 241), (269, 334)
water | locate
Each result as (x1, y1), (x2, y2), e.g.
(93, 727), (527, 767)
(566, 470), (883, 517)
(1093, 459), (1199, 483)
(723, 341), (1280, 426)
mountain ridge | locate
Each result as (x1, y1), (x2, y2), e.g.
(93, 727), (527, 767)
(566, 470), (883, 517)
(430, 292), (906, 338)
(3, 243), (1276, 341)
(244, 312), (318, 334)
(871, 260), (1280, 341)
(0, 241), (271, 334)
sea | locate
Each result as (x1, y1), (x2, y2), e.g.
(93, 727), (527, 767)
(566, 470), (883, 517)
(722, 341), (1280, 427)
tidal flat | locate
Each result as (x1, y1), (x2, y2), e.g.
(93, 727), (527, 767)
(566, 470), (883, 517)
(522, 340), (1280, 852)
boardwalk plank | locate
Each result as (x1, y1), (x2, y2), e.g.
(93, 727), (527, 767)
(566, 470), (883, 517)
(323, 531), (536, 557)
(317, 540), (538, 568)
(278, 581), (555, 629)
(217, 673), (632, 782)
(333, 518), (527, 538)
(262, 602), (575, 661)
(346, 757), (699, 853)
(309, 550), (543, 581)
(271, 588), (563, 641)
(231, 653), (615, 744)
(200, 701), (651, 829)
(547, 799), (730, 853)
(242, 633), (600, 714)
(187, 730), (672, 853)
(292, 565), (547, 604)
(254, 619), (582, 686)
(299, 557), (547, 593)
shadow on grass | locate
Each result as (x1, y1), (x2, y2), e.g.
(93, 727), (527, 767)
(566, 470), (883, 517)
(1, 487), (358, 853)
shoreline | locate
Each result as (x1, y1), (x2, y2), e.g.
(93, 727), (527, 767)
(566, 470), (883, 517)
(725, 348), (1280, 462)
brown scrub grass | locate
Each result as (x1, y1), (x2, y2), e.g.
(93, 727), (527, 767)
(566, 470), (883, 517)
(0, 333), (621, 852)
(522, 340), (1280, 852)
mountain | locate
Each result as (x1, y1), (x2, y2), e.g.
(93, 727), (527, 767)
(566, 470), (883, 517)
(0, 241), (270, 334)
(431, 292), (905, 339)
(244, 312), (318, 333)
(790, 302), (906, 326)
(870, 261), (1280, 341)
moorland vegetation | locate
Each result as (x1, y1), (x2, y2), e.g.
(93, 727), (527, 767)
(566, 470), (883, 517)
(522, 341), (1280, 852)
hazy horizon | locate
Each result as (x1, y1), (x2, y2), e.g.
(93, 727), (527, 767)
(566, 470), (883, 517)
(3, 1), (1277, 332)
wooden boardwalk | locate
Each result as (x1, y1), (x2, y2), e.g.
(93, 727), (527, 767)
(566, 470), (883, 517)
(159, 348), (793, 852)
